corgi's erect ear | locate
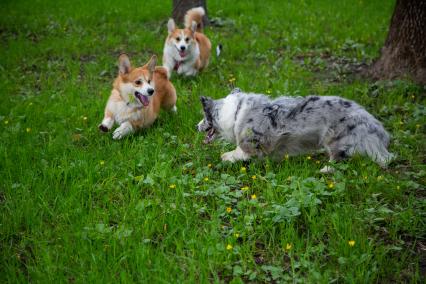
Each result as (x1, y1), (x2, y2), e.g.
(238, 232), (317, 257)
(167, 18), (176, 34)
(191, 20), (197, 33)
(118, 53), (131, 75)
(147, 55), (157, 73)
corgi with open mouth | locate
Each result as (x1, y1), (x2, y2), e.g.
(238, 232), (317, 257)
(163, 7), (211, 77)
(99, 54), (177, 139)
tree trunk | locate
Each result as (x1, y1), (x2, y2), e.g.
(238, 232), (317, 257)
(368, 0), (426, 85)
(172, 0), (209, 27)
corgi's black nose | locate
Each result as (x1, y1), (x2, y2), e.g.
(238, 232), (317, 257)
(147, 88), (154, 96)
(180, 46), (186, 51)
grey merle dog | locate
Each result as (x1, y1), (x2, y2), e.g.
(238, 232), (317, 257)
(197, 88), (394, 173)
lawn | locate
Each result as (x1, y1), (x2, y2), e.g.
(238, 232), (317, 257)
(0, 0), (425, 282)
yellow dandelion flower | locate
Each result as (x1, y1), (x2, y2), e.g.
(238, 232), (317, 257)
(83, 116), (88, 121)
(169, 184), (176, 189)
(240, 167), (246, 173)
(251, 175), (256, 180)
(307, 156), (312, 160)
(251, 194), (257, 200)
(348, 240), (355, 247)
(226, 244), (233, 250)
(99, 160), (105, 166)
(207, 163), (212, 168)
(285, 243), (292, 250)
(4, 120), (9, 125)
(328, 182), (334, 189)
(234, 233), (240, 238)
(204, 177), (209, 182)
(26, 128), (31, 133)
(266, 90), (272, 94)
(226, 207), (232, 213)
(241, 186), (249, 191)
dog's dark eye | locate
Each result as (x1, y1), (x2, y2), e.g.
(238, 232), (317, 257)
(147, 80), (151, 84)
(185, 37), (189, 42)
(176, 37), (181, 41)
(135, 80), (142, 85)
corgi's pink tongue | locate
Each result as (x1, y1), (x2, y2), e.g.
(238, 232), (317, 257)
(135, 93), (149, 107)
(179, 51), (186, 57)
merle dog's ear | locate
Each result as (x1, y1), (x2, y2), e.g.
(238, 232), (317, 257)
(200, 96), (213, 111)
(167, 18), (176, 34)
(118, 53), (131, 75)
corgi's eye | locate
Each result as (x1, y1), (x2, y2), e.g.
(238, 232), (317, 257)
(135, 80), (142, 85)
(176, 37), (181, 41)
(185, 37), (189, 42)
(147, 80), (151, 84)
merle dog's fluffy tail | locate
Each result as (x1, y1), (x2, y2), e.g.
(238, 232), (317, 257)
(329, 115), (394, 168)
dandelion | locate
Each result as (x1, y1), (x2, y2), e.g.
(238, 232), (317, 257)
(99, 160), (105, 166)
(169, 184), (176, 189)
(348, 240), (355, 247)
(241, 186), (249, 191)
(234, 233), (240, 238)
(316, 160), (320, 164)
(4, 120), (9, 125)
(251, 175), (256, 180)
(204, 177), (209, 182)
(226, 207), (232, 213)
(266, 90), (272, 94)
(251, 194), (257, 200)
(228, 77), (236, 83)
(285, 243), (292, 250)
(240, 166), (246, 173)
(83, 116), (88, 121)
(284, 154), (289, 160)
(226, 244), (233, 250)
(307, 156), (312, 160)
(328, 181), (334, 189)
(26, 128), (31, 133)
(207, 163), (212, 168)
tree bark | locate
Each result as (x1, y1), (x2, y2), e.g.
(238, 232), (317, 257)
(172, 0), (209, 27)
(368, 0), (426, 85)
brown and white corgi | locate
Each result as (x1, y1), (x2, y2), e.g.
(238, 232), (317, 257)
(163, 7), (211, 77)
(99, 54), (177, 139)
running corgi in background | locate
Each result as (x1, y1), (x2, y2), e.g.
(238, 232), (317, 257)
(163, 7), (211, 77)
(99, 54), (177, 139)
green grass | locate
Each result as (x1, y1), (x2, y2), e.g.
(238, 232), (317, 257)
(1, 0), (425, 282)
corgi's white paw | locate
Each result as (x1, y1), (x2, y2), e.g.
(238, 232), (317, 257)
(112, 123), (133, 140)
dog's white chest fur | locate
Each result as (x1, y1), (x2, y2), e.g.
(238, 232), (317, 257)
(217, 95), (242, 142)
